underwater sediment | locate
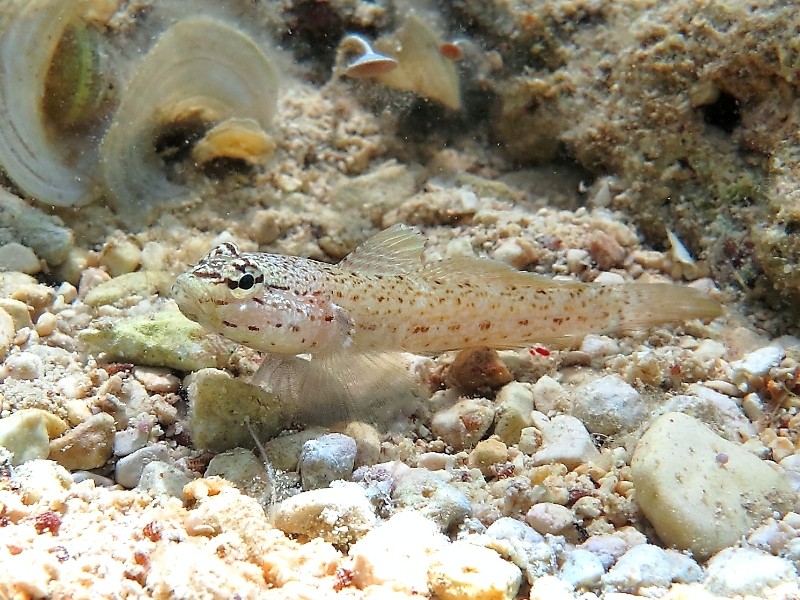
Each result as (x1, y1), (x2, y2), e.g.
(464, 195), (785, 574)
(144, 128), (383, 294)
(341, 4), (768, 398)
(0, 0), (798, 598)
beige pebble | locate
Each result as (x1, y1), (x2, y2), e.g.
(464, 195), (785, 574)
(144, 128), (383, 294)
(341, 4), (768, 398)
(430, 398), (495, 451)
(0, 243), (41, 274)
(467, 438), (508, 477)
(99, 236), (141, 277)
(0, 299), (32, 330)
(526, 502), (575, 535)
(11, 284), (54, 319)
(133, 366), (180, 393)
(272, 482), (376, 546)
(0, 409), (68, 465)
(0, 306), (14, 361)
(3, 351), (44, 380)
(493, 382), (534, 445)
(428, 541), (522, 600)
(343, 421), (382, 467)
(34, 312), (58, 337)
(349, 511), (449, 594)
(49, 413), (116, 470)
(54, 248), (91, 286)
(631, 412), (796, 560)
(518, 427), (542, 454)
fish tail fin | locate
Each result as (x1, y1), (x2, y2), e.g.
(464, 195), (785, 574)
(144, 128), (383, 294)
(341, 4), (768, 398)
(619, 283), (723, 330)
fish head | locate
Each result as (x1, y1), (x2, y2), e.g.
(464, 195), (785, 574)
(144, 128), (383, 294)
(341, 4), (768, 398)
(172, 242), (350, 354)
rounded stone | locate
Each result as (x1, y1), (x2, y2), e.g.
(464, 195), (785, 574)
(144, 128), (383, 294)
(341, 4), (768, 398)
(467, 438), (508, 477)
(272, 481), (376, 546)
(573, 375), (647, 436)
(48, 413), (116, 471)
(299, 433), (358, 490)
(430, 398), (494, 451)
(428, 542), (522, 600)
(631, 412), (796, 560)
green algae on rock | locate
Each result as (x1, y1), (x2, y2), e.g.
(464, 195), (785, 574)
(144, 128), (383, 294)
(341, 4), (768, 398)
(78, 305), (236, 372)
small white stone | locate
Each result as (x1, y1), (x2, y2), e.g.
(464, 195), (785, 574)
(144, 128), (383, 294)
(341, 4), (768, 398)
(205, 448), (272, 505)
(392, 467), (471, 532)
(601, 544), (673, 592)
(2, 351), (44, 380)
(114, 443), (171, 488)
(348, 511), (449, 594)
(430, 398), (494, 451)
(525, 502), (574, 535)
(493, 382), (534, 445)
(560, 548), (604, 589)
(0, 242), (40, 274)
(34, 312), (57, 337)
(731, 345), (785, 377)
(428, 541), (522, 600)
(113, 424), (151, 457)
(592, 271), (625, 284)
(531, 413), (600, 469)
(580, 334), (620, 358)
(531, 375), (569, 414)
(484, 517), (556, 583)
(299, 433), (357, 490)
(581, 533), (637, 569)
(0, 409), (67, 465)
(137, 460), (190, 497)
(517, 426), (542, 454)
(272, 481), (376, 545)
(705, 548), (797, 596)
(133, 366), (180, 393)
(573, 375), (646, 435)
(417, 452), (456, 471)
(529, 575), (575, 600)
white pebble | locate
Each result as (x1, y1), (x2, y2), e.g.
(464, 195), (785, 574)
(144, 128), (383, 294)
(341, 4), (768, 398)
(531, 412), (600, 469)
(2, 351), (44, 380)
(115, 444), (171, 488)
(430, 397), (494, 450)
(485, 517), (556, 582)
(525, 502), (574, 535)
(272, 481), (376, 546)
(560, 548), (604, 589)
(299, 433), (357, 490)
(579, 334), (620, 358)
(705, 548), (797, 596)
(0, 242), (40, 274)
(34, 312), (57, 337)
(573, 375), (646, 435)
(0, 308), (16, 363)
(392, 467), (471, 532)
(348, 511), (449, 594)
(137, 461), (190, 497)
(631, 412), (795, 560)
(531, 375), (569, 414)
(113, 423), (150, 457)
(731, 345), (785, 377)
(601, 544), (673, 592)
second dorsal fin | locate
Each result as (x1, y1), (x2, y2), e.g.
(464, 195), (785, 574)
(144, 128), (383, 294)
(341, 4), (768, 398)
(338, 224), (425, 274)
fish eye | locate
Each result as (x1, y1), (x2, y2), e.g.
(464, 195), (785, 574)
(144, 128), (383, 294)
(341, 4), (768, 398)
(224, 263), (264, 298)
(238, 273), (256, 290)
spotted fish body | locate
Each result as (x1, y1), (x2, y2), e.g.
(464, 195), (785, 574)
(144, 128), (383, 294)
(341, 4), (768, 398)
(172, 225), (722, 360)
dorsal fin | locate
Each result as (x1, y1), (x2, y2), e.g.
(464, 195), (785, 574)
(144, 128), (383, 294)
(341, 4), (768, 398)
(417, 255), (566, 288)
(339, 224), (425, 274)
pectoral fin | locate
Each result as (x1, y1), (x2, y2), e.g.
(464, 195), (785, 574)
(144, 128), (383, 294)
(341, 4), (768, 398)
(252, 350), (422, 428)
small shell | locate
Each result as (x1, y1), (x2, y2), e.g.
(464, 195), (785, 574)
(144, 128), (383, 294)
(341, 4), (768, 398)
(100, 16), (279, 217)
(191, 118), (276, 166)
(0, 0), (116, 206)
(373, 14), (461, 110)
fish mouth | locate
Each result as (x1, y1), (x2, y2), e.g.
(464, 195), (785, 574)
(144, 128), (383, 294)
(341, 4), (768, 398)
(171, 274), (207, 323)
